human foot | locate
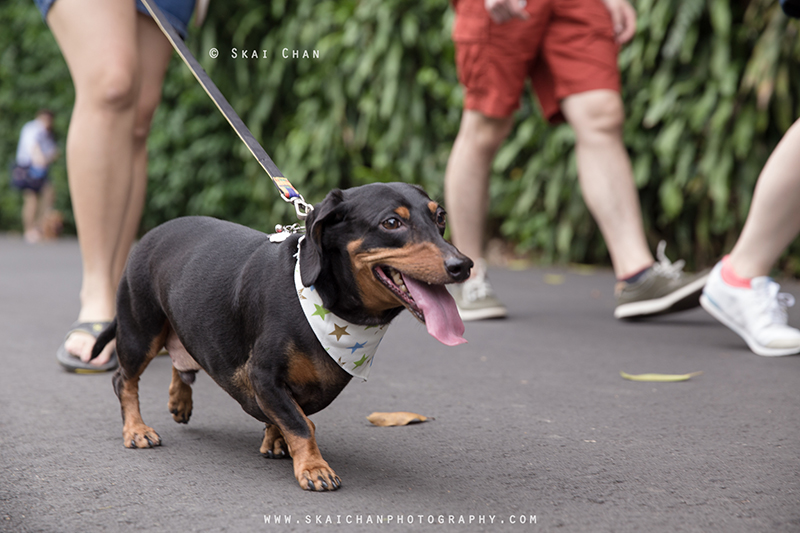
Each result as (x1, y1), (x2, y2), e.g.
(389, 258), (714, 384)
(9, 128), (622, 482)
(56, 321), (118, 373)
(24, 229), (42, 244)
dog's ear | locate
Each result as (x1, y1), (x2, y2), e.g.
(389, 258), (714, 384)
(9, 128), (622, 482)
(299, 189), (345, 286)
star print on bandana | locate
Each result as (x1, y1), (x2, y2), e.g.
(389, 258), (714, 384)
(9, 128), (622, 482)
(294, 243), (389, 381)
(352, 354), (369, 369)
(329, 323), (349, 341)
(347, 341), (367, 354)
(312, 304), (331, 320)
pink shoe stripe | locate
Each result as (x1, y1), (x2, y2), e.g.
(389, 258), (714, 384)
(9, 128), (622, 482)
(721, 255), (752, 289)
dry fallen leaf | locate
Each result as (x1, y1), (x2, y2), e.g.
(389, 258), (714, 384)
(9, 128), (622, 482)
(508, 259), (532, 271)
(569, 264), (596, 276)
(544, 274), (565, 285)
(366, 411), (428, 427)
(620, 371), (703, 382)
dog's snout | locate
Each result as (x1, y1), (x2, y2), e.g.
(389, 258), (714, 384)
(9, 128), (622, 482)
(445, 256), (473, 282)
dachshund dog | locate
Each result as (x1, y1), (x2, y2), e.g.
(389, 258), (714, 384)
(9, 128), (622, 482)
(92, 182), (472, 491)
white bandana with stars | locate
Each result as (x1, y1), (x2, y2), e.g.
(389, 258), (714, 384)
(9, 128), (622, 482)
(294, 249), (388, 381)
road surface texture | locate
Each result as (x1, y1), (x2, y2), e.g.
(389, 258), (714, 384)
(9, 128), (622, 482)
(1, 234), (798, 532)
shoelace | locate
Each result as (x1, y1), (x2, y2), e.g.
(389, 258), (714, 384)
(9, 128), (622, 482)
(463, 266), (491, 302)
(651, 240), (686, 280)
(759, 280), (795, 325)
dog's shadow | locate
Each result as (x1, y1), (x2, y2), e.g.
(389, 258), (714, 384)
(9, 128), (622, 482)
(151, 421), (431, 492)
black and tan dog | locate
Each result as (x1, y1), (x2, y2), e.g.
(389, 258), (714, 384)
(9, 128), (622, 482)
(91, 182), (472, 491)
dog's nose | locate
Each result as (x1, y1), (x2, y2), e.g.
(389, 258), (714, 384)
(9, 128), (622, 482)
(445, 256), (473, 282)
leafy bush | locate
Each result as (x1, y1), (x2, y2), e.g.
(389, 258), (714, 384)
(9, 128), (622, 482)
(1, 0), (798, 272)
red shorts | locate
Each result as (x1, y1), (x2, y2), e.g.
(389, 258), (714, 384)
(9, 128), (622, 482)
(452, 0), (621, 123)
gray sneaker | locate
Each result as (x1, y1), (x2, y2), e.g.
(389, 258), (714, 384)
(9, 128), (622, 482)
(449, 259), (508, 321)
(614, 241), (709, 319)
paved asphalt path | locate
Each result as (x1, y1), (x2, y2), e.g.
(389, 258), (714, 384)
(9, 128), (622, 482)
(1, 234), (799, 532)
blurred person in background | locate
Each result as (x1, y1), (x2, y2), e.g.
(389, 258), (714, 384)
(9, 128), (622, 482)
(12, 108), (59, 243)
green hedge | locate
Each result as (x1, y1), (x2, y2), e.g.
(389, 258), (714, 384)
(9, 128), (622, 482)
(1, 0), (798, 272)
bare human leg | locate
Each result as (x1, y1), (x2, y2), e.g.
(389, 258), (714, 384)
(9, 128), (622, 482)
(699, 119), (800, 356)
(444, 109), (515, 269)
(22, 189), (41, 243)
(560, 89), (654, 279)
(727, 118), (800, 278)
(37, 182), (56, 233)
(48, 1), (172, 366)
(112, 13), (175, 284)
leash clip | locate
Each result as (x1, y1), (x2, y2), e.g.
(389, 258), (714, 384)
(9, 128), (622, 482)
(274, 223), (305, 234)
(291, 196), (314, 221)
(269, 222), (305, 243)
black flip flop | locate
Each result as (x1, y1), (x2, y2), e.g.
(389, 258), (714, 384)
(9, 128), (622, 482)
(56, 321), (118, 373)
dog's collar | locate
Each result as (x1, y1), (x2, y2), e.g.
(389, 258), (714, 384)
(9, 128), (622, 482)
(294, 241), (388, 381)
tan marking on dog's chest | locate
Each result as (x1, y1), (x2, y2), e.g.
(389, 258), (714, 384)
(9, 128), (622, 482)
(287, 345), (319, 386)
(232, 361), (255, 396)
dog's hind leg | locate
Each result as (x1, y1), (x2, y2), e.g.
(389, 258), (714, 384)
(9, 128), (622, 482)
(113, 320), (168, 449)
(168, 367), (194, 424)
(260, 424), (289, 459)
(164, 325), (200, 424)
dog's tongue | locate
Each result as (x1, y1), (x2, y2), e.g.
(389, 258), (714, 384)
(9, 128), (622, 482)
(402, 275), (466, 346)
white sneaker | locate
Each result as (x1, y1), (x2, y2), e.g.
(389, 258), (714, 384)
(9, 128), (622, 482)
(700, 261), (800, 356)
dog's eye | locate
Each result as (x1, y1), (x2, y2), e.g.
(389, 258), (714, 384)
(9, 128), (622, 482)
(436, 210), (447, 227)
(381, 217), (403, 230)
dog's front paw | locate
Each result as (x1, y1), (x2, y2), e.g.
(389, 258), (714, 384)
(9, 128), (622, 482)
(296, 462), (341, 492)
(123, 424), (161, 449)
